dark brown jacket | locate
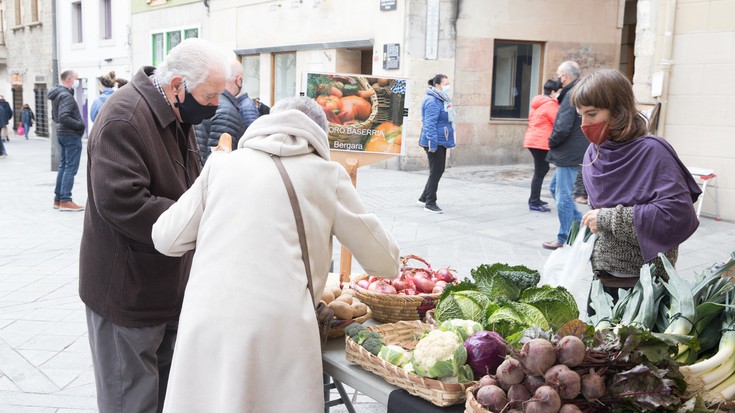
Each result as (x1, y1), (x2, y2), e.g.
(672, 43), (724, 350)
(80, 67), (202, 327)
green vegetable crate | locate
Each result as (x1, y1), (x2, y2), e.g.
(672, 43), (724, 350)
(345, 321), (474, 407)
(351, 274), (439, 323)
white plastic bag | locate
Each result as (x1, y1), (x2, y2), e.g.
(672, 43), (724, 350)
(541, 225), (598, 318)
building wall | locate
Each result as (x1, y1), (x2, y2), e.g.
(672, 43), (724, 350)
(450, 0), (623, 167)
(656, 0), (735, 220)
(130, 1), (210, 70)
(4, 0), (53, 135)
(57, 0), (132, 132)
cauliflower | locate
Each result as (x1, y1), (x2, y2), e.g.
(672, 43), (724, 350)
(439, 319), (483, 341)
(378, 345), (412, 367)
(413, 330), (468, 378)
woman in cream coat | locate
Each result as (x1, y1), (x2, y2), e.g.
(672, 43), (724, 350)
(152, 97), (400, 412)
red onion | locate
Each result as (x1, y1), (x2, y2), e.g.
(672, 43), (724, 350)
(435, 268), (457, 283)
(412, 275), (435, 293)
(357, 279), (370, 289)
(368, 280), (397, 294)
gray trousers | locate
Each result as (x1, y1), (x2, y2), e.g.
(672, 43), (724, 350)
(86, 307), (176, 413)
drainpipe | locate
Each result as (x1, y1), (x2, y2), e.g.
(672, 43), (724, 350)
(656, 0), (677, 137)
(50, 0), (60, 171)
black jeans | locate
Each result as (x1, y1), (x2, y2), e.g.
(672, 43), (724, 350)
(420, 146), (447, 204)
(528, 148), (550, 206)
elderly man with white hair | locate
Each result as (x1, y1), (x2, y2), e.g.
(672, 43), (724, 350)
(79, 38), (229, 413)
(194, 59), (248, 165)
(151, 96), (401, 412)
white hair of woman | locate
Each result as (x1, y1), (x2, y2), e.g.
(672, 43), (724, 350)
(154, 38), (231, 89)
(271, 96), (329, 132)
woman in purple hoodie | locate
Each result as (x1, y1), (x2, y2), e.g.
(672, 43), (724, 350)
(573, 69), (701, 300)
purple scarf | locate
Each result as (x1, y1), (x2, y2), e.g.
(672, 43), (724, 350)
(582, 135), (701, 262)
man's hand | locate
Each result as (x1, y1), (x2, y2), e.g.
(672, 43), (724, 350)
(582, 209), (600, 233)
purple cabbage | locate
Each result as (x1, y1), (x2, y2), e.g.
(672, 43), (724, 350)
(464, 331), (508, 378)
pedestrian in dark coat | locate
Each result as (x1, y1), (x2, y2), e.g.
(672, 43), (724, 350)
(79, 38), (229, 413)
(195, 60), (247, 165)
(49, 70), (86, 211)
(0, 95), (13, 141)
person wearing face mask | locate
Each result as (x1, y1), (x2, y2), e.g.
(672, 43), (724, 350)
(542, 61), (590, 250)
(572, 68), (701, 306)
(49, 69), (86, 211)
(418, 74), (456, 214)
(194, 59), (249, 166)
(79, 38), (229, 413)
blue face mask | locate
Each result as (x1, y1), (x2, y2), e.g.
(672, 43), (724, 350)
(174, 87), (217, 125)
(442, 85), (451, 95)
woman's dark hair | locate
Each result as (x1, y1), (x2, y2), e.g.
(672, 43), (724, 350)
(543, 79), (560, 95)
(98, 71), (117, 88)
(116, 78), (128, 88)
(428, 74), (447, 87)
(569, 69), (648, 142)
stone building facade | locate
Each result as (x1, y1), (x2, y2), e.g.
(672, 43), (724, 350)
(3, 0), (53, 137)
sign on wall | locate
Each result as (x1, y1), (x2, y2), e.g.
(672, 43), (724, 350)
(303, 72), (408, 155)
(383, 44), (400, 70)
(380, 0), (397, 11)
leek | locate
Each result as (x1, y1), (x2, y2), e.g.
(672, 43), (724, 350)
(682, 289), (735, 395)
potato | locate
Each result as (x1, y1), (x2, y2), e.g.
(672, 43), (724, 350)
(329, 300), (353, 320)
(341, 288), (356, 296)
(330, 286), (342, 298)
(351, 302), (368, 318)
(335, 295), (353, 305)
(321, 290), (335, 304)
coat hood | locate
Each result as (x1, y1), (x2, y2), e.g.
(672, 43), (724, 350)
(530, 95), (555, 110)
(238, 109), (330, 161)
(48, 86), (72, 100)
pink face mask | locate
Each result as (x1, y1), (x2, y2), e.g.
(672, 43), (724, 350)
(581, 121), (610, 145)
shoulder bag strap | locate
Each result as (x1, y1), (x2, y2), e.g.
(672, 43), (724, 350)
(271, 155), (317, 309)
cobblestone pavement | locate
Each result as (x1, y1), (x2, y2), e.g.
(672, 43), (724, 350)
(1, 137), (734, 412)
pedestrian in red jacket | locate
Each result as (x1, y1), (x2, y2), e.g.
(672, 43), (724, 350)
(523, 79), (561, 212)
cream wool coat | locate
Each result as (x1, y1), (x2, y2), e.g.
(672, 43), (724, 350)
(152, 109), (400, 413)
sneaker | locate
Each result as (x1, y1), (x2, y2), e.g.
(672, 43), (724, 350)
(542, 240), (564, 250)
(0, 153), (7, 158)
(575, 196), (588, 204)
(540, 200), (549, 206)
(53, 200), (60, 209)
(417, 198), (426, 206)
(529, 204), (551, 212)
(424, 203), (443, 214)
(59, 201), (85, 212)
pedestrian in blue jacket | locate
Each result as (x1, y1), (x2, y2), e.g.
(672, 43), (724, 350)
(418, 74), (456, 214)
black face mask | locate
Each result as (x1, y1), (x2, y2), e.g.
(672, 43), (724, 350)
(174, 87), (217, 125)
(554, 78), (564, 91)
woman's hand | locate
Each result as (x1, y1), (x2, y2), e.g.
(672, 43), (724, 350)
(582, 209), (600, 233)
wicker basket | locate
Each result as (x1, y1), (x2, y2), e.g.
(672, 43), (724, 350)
(351, 274), (439, 323)
(329, 77), (379, 145)
(373, 87), (392, 124)
(345, 320), (475, 407)
(327, 306), (372, 340)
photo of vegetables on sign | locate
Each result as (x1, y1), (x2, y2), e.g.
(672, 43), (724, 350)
(304, 72), (407, 155)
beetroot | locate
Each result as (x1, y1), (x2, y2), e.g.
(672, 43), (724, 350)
(479, 375), (498, 388)
(524, 375), (546, 393)
(524, 385), (561, 413)
(557, 336), (586, 367)
(519, 338), (556, 376)
(581, 369), (606, 400)
(476, 384), (508, 413)
(544, 364), (581, 399)
(560, 404), (583, 413)
(496, 358), (525, 390)
(507, 384), (531, 403)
